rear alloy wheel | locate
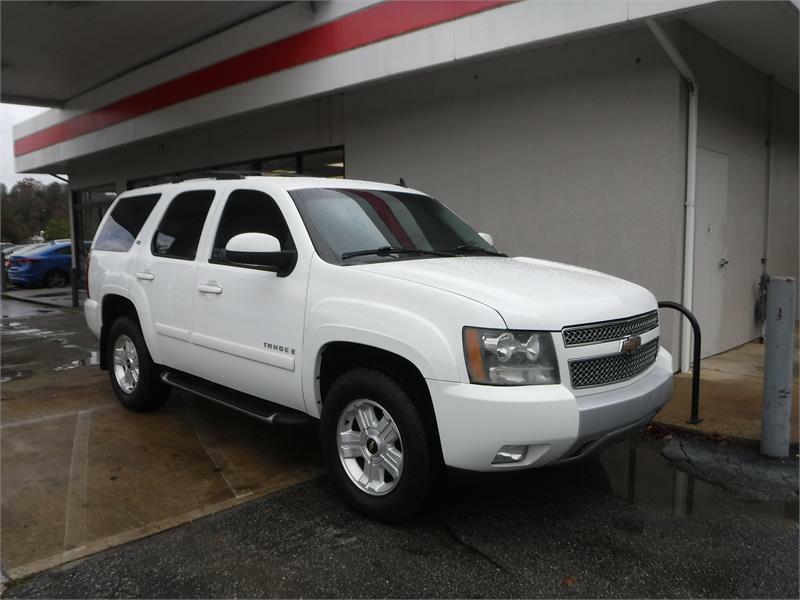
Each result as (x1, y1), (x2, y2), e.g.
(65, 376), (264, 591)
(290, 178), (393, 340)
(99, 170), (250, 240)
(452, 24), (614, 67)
(321, 368), (438, 522)
(107, 316), (169, 412)
(43, 269), (68, 288)
(112, 334), (140, 394)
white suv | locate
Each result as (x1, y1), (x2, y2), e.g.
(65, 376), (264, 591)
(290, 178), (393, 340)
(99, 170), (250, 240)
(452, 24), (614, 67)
(85, 174), (672, 521)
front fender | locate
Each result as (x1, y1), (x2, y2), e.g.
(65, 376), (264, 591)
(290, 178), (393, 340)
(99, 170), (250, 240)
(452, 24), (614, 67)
(302, 300), (461, 418)
(301, 257), (508, 417)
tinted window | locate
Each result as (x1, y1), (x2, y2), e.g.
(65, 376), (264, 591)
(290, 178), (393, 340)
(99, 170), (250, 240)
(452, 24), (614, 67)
(57, 246), (72, 255)
(152, 190), (214, 260)
(211, 190), (293, 263)
(94, 194), (160, 252)
(290, 188), (496, 264)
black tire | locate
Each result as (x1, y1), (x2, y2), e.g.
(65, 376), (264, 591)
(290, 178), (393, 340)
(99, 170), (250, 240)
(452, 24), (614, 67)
(106, 316), (169, 412)
(320, 367), (439, 523)
(43, 269), (69, 288)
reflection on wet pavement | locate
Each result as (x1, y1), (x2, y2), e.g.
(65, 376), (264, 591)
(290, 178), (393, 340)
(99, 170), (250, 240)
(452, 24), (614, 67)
(600, 436), (797, 524)
(1, 303), (97, 383)
(443, 434), (797, 529)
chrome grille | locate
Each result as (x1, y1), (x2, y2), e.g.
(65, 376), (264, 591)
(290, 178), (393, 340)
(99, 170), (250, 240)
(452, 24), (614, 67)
(562, 311), (659, 347)
(569, 338), (659, 389)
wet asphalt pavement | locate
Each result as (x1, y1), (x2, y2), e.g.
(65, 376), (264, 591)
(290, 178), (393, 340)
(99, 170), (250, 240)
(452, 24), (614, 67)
(5, 438), (798, 599)
(0, 300), (99, 382)
(1, 299), (799, 598)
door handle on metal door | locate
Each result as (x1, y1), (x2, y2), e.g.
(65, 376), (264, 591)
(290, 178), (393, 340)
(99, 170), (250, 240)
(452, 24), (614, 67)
(135, 271), (155, 281)
(197, 283), (223, 294)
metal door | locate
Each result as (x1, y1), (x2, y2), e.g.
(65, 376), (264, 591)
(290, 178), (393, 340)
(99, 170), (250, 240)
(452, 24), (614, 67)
(692, 148), (729, 358)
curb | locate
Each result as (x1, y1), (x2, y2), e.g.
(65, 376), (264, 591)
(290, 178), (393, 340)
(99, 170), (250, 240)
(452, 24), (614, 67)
(1, 292), (80, 312)
(651, 419), (800, 456)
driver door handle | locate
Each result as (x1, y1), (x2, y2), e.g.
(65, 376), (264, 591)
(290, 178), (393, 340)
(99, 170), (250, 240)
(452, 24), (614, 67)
(135, 271), (155, 281)
(197, 283), (223, 294)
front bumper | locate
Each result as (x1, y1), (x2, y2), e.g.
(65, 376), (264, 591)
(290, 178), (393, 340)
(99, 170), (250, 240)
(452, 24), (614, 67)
(427, 347), (673, 471)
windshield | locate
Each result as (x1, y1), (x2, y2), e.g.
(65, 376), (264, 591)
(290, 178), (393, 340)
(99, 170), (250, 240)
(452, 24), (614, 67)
(290, 188), (501, 264)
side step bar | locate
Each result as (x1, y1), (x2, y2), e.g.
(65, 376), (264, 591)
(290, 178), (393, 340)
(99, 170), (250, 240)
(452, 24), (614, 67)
(161, 370), (314, 427)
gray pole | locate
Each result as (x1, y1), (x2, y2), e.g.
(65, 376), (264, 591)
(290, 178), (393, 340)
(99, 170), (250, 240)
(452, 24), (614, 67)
(761, 276), (797, 457)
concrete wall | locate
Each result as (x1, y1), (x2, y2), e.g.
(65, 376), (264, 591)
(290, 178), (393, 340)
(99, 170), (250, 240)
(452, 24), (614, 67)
(344, 27), (686, 362)
(682, 24), (794, 351)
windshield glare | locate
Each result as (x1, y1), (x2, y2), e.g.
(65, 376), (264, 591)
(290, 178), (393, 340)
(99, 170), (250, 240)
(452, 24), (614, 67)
(290, 188), (498, 264)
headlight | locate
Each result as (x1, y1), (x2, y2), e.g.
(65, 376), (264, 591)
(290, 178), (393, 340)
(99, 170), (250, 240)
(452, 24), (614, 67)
(462, 327), (560, 386)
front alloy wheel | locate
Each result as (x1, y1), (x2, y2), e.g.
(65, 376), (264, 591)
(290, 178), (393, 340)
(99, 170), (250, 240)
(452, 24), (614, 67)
(112, 334), (140, 393)
(338, 399), (404, 495)
(320, 367), (439, 522)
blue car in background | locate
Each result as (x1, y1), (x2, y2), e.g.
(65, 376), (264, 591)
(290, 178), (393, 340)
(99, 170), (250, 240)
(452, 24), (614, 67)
(6, 241), (72, 288)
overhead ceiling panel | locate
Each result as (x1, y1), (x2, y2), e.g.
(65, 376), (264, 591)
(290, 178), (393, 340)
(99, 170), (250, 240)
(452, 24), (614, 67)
(1, 1), (284, 105)
(681, 0), (798, 92)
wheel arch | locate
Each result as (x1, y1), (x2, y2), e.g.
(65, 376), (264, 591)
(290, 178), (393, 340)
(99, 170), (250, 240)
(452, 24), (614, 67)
(99, 294), (142, 370)
(314, 340), (444, 462)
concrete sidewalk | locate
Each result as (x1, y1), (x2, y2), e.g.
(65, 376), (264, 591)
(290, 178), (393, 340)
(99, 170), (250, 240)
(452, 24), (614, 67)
(656, 337), (799, 444)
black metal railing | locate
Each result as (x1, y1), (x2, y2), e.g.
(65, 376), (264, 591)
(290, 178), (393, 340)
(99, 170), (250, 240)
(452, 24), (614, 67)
(658, 301), (702, 424)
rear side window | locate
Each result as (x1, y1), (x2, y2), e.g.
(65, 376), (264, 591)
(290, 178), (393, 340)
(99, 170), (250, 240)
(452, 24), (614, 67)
(152, 190), (215, 260)
(93, 193), (160, 252)
(211, 189), (294, 263)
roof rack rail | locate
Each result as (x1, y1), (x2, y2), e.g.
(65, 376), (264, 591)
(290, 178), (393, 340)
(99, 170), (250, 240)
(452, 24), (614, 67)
(176, 170), (262, 181)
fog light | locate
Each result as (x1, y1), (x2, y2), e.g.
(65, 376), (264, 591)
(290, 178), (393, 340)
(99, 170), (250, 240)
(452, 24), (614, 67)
(492, 444), (527, 464)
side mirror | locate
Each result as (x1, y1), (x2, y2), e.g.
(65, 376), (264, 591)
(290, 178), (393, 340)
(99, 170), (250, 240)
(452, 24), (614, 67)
(225, 232), (297, 277)
(478, 232), (494, 247)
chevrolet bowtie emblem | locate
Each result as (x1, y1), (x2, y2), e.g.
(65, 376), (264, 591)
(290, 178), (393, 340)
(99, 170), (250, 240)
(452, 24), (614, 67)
(621, 335), (642, 354)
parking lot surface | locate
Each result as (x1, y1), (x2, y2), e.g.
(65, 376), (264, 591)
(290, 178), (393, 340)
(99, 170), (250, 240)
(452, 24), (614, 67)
(5, 436), (798, 599)
(1, 300), (323, 577)
(1, 300), (798, 598)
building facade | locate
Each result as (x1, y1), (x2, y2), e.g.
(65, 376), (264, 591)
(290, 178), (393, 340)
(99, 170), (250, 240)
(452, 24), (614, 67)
(8, 0), (799, 371)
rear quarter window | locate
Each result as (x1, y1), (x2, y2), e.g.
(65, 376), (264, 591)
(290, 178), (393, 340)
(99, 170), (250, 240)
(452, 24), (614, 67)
(151, 190), (215, 260)
(94, 194), (161, 252)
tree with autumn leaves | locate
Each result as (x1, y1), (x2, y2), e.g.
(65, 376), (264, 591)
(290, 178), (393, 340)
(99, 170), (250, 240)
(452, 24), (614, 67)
(1, 178), (70, 243)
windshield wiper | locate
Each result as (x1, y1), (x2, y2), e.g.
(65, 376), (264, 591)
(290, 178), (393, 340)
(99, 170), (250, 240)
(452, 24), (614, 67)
(342, 246), (454, 260)
(452, 244), (507, 257)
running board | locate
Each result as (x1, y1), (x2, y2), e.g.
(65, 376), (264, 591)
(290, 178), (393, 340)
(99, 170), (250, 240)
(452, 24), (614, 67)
(161, 371), (313, 427)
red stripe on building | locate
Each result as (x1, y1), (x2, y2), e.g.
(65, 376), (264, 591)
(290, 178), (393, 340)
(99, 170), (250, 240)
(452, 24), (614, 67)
(14, 0), (508, 157)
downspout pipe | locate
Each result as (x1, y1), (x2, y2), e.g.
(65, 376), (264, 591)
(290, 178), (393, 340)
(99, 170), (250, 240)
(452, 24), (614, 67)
(646, 19), (698, 374)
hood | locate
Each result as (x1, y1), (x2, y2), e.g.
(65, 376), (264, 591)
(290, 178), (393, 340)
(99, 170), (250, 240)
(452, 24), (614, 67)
(355, 256), (657, 330)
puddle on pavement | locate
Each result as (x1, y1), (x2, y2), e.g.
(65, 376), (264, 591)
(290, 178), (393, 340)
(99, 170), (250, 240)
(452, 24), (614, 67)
(1, 304), (99, 377)
(600, 435), (798, 524)
(0, 369), (34, 383)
